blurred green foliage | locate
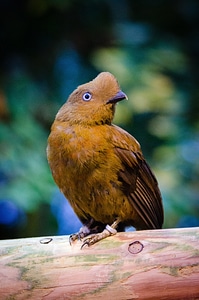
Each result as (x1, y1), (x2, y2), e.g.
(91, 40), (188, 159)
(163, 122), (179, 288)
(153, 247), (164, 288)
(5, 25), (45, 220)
(0, 0), (198, 238)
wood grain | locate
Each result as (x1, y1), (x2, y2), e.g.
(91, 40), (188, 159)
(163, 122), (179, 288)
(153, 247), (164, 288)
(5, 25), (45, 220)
(0, 227), (199, 299)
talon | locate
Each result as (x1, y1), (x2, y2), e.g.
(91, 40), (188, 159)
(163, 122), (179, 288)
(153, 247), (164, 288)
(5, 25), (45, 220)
(81, 241), (90, 249)
(69, 234), (76, 245)
(69, 232), (80, 245)
(69, 237), (72, 246)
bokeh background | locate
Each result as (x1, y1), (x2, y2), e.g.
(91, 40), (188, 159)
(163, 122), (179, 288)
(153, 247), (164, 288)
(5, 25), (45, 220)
(0, 0), (199, 239)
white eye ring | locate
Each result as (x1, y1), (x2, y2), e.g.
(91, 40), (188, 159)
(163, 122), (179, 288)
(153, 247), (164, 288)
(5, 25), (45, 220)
(82, 92), (92, 101)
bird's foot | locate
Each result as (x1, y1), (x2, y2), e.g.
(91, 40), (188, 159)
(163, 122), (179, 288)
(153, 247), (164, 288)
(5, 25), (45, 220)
(81, 224), (117, 248)
(69, 224), (91, 244)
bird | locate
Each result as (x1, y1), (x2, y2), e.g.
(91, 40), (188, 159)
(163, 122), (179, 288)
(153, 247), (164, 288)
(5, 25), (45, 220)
(47, 72), (164, 247)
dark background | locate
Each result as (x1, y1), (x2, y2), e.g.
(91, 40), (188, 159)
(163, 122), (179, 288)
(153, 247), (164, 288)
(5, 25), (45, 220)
(0, 0), (199, 239)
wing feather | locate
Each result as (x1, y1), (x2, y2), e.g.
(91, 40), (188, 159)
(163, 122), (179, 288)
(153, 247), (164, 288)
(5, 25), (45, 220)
(111, 125), (163, 229)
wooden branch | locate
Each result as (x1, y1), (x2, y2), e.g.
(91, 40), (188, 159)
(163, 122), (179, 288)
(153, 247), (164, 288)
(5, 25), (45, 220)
(0, 227), (199, 299)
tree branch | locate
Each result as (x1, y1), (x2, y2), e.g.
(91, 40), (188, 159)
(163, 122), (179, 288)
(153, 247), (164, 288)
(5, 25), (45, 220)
(0, 227), (199, 299)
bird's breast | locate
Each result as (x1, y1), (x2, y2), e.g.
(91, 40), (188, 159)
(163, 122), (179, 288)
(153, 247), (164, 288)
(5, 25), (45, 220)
(48, 123), (118, 186)
(47, 122), (137, 223)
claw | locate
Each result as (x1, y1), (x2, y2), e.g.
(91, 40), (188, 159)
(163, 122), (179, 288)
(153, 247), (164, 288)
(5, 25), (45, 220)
(81, 241), (90, 249)
(69, 232), (84, 245)
(80, 234), (97, 248)
(69, 234), (78, 245)
(69, 224), (92, 245)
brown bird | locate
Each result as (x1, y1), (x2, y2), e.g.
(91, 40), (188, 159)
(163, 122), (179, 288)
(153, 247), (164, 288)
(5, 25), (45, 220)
(47, 72), (163, 247)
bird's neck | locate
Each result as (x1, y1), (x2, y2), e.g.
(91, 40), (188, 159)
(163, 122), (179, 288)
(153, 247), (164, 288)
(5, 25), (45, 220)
(56, 103), (116, 127)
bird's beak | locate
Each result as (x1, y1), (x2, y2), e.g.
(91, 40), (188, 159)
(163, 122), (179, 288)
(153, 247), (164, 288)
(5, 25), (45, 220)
(106, 90), (128, 104)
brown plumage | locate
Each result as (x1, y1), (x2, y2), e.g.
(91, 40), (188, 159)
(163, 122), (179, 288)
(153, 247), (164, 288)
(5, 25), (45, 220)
(47, 72), (164, 246)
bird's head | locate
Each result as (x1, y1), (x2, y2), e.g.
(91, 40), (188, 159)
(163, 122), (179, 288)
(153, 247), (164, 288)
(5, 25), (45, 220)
(56, 72), (127, 126)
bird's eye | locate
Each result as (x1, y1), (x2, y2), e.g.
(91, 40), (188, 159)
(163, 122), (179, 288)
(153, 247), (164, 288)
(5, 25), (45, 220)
(82, 92), (92, 101)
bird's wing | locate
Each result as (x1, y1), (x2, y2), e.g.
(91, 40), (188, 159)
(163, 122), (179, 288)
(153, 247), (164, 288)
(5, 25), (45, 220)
(111, 125), (164, 229)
